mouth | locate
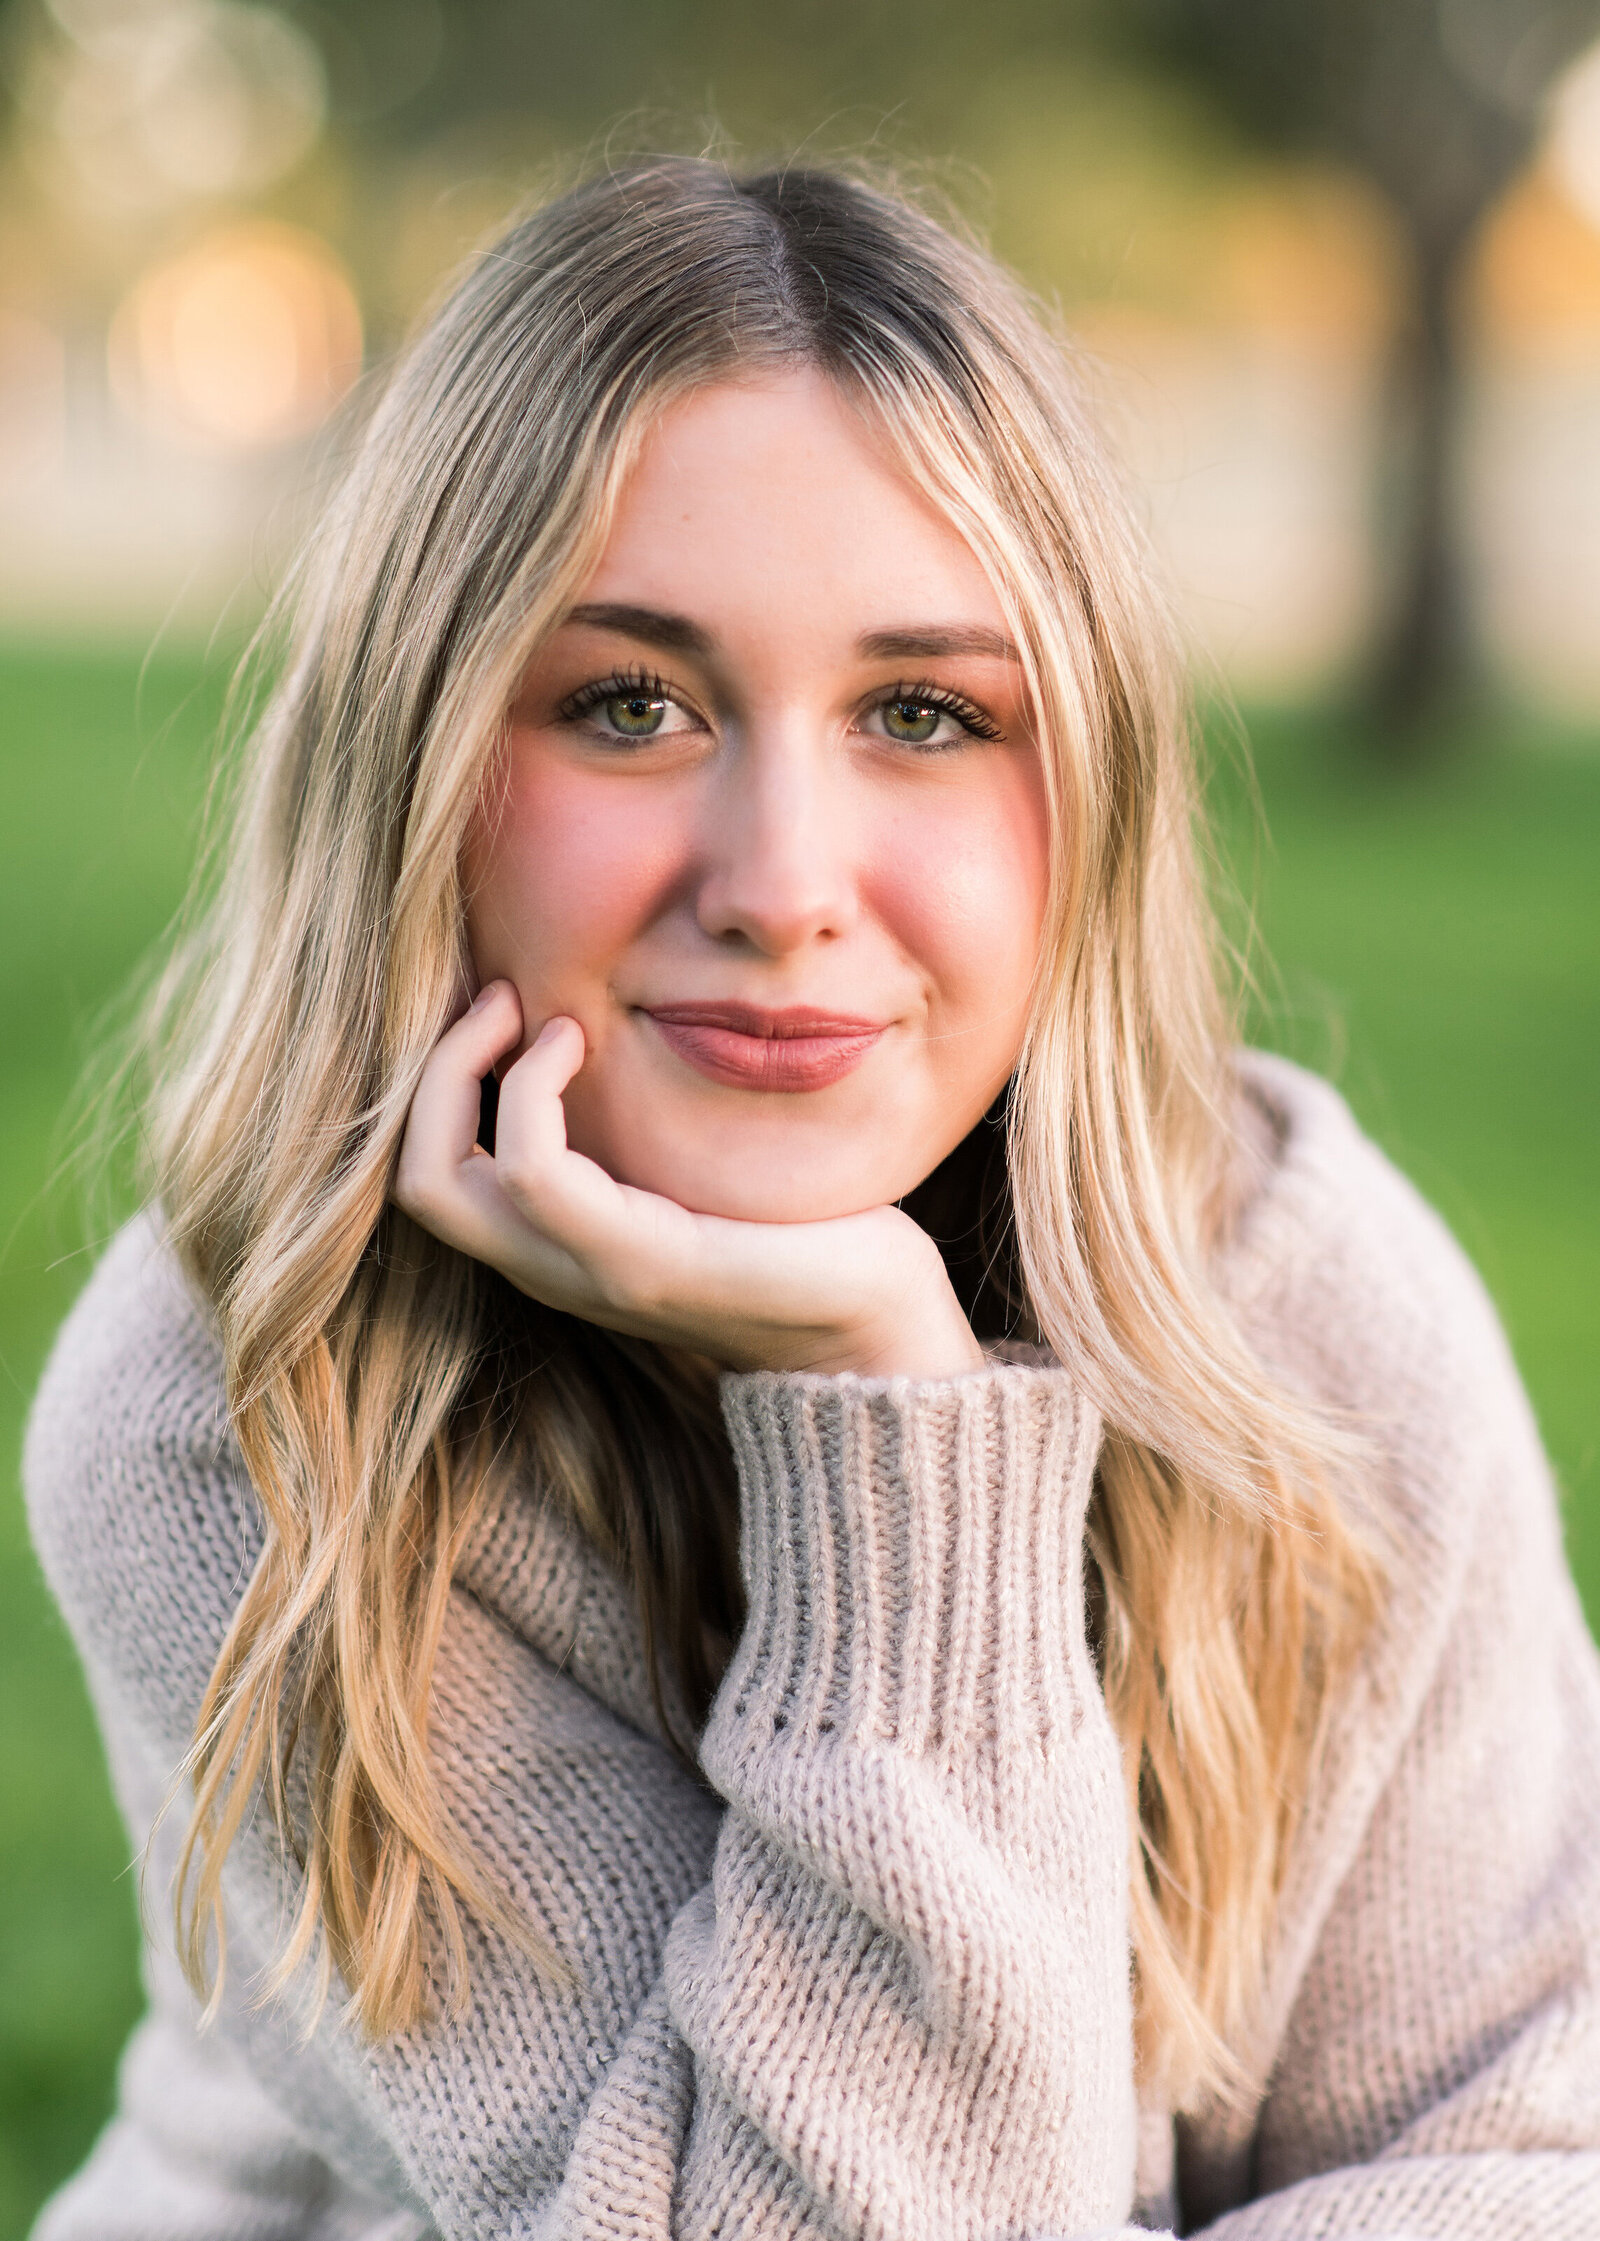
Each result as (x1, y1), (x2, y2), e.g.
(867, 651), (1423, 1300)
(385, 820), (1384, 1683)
(641, 1002), (886, 1092)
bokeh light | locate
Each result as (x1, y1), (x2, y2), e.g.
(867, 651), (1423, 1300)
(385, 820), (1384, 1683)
(1548, 39), (1600, 234)
(43, 0), (324, 211)
(107, 221), (361, 450)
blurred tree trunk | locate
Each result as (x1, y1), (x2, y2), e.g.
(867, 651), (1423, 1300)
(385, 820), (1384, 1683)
(1370, 218), (1473, 743)
(1110, 0), (1600, 753)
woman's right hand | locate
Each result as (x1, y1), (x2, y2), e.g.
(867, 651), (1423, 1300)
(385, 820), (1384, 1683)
(392, 980), (984, 1381)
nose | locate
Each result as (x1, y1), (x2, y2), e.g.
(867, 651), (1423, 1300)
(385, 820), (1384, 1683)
(694, 723), (858, 956)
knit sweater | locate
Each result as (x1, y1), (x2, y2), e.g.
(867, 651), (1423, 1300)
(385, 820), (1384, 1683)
(22, 1052), (1600, 2240)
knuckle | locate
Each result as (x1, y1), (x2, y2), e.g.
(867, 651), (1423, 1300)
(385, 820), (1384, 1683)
(393, 1166), (440, 1230)
(493, 1148), (544, 1212)
(589, 1263), (637, 1316)
(589, 1248), (661, 1323)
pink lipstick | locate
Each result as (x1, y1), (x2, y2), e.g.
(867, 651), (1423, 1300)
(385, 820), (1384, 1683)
(643, 1002), (885, 1092)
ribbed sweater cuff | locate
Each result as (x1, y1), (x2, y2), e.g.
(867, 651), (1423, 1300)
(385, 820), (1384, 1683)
(714, 1366), (1100, 1789)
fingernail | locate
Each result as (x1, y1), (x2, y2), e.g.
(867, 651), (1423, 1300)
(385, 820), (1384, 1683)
(468, 983), (496, 1013)
(534, 1016), (564, 1047)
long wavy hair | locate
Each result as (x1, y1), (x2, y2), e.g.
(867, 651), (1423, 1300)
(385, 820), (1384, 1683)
(141, 157), (1379, 2112)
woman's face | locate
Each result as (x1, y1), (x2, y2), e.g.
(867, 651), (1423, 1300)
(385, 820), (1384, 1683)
(465, 369), (1051, 1222)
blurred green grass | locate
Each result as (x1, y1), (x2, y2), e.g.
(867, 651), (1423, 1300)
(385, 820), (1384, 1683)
(0, 645), (1596, 2232)
(0, 646), (227, 2235)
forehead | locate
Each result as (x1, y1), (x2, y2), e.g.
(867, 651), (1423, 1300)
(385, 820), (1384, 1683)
(581, 369), (1006, 645)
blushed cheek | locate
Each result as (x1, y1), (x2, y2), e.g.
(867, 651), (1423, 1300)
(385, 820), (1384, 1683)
(868, 770), (1050, 1058)
(463, 754), (687, 1006)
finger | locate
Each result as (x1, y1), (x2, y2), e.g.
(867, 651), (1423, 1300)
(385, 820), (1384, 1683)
(396, 995), (638, 1324)
(432, 1126), (597, 1294)
(491, 1019), (691, 1295)
(494, 1014), (586, 1170)
(395, 981), (522, 1208)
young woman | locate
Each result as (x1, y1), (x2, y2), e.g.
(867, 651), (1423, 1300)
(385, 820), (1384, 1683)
(25, 160), (1600, 2240)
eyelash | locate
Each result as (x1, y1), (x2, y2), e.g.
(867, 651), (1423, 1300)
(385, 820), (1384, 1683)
(876, 680), (1003, 743)
(557, 666), (681, 723)
(555, 668), (1003, 743)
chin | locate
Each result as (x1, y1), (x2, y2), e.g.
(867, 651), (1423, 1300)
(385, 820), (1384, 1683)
(676, 1174), (871, 1223)
(565, 1066), (946, 1222)
(640, 1154), (885, 1224)
(584, 1119), (905, 1225)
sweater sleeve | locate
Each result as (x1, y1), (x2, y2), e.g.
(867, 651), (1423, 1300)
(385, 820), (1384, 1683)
(25, 1218), (1140, 2241)
(664, 1369), (1138, 2238)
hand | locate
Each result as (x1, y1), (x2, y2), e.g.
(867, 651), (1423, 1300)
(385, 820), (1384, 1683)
(392, 982), (985, 1379)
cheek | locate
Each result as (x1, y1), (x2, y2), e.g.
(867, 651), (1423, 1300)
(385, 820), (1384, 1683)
(465, 753), (685, 989)
(868, 761), (1050, 1028)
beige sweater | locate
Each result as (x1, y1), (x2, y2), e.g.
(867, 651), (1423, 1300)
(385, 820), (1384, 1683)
(23, 1053), (1600, 2239)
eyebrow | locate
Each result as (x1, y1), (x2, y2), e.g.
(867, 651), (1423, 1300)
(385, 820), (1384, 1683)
(855, 625), (1020, 663)
(564, 603), (714, 656)
(563, 603), (1020, 667)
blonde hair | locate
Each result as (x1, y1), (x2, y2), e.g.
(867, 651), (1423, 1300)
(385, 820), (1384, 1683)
(143, 157), (1379, 2110)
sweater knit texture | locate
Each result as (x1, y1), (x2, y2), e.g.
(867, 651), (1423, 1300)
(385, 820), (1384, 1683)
(22, 1052), (1600, 2239)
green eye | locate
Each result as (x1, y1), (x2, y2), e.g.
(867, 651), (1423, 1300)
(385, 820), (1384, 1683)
(882, 698), (942, 743)
(604, 692), (667, 737)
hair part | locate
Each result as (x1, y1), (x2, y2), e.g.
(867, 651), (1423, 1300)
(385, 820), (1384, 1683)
(142, 156), (1381, 2107)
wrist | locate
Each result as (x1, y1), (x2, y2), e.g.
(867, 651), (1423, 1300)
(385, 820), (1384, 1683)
(816, 1309), (985, 1380)
(806, 1251), (983, 1379)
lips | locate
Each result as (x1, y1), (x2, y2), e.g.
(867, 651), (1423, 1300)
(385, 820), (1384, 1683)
(642, 1002), (885, 1092)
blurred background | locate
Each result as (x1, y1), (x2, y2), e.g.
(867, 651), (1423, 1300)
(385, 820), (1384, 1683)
(0, 0), (1596, 2226)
